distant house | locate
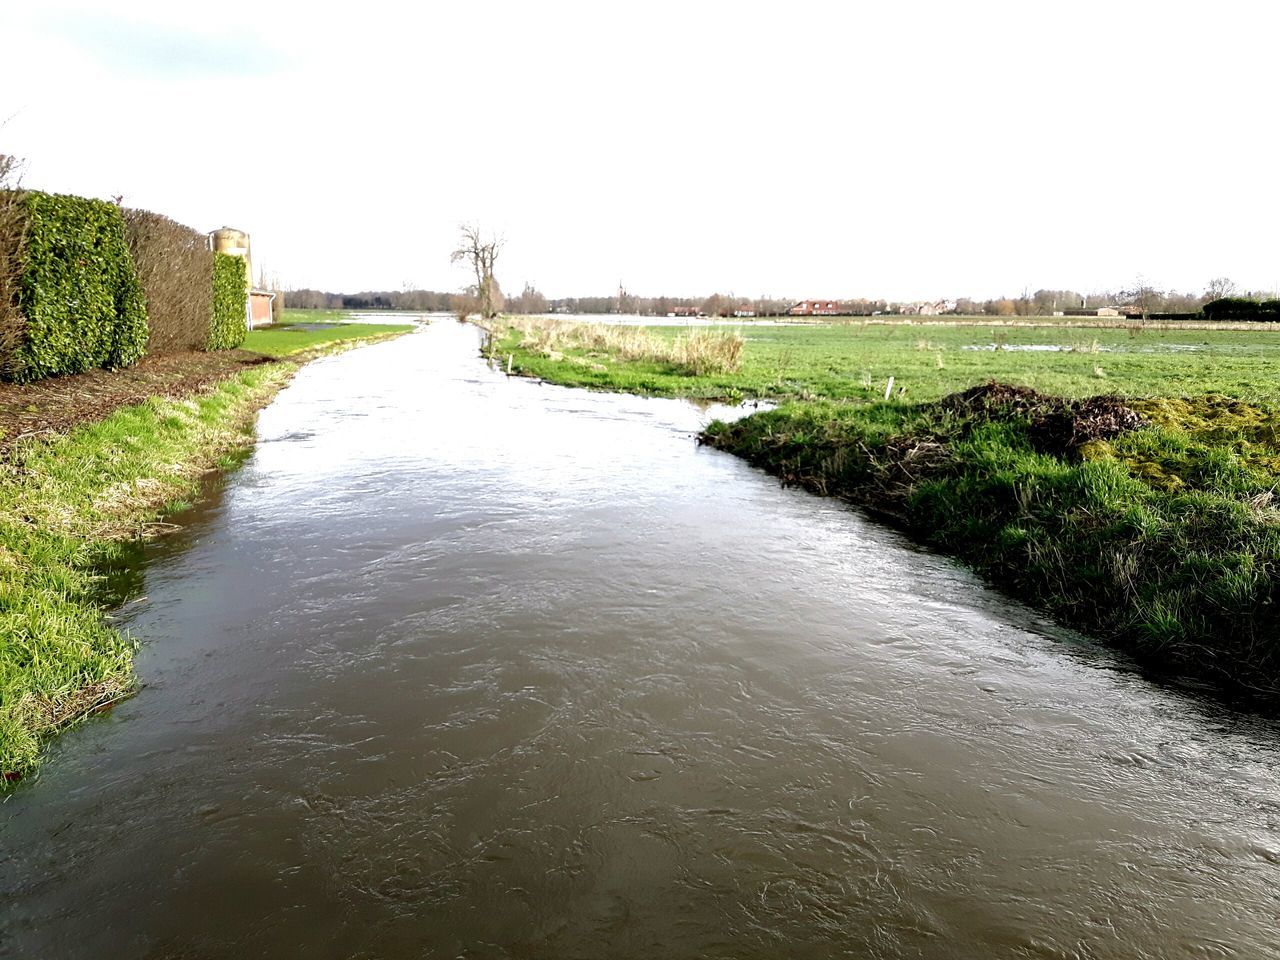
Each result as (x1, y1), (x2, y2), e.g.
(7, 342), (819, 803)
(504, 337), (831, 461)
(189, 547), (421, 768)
(898, 300), (956, 316)
(788, 300), (845, 316)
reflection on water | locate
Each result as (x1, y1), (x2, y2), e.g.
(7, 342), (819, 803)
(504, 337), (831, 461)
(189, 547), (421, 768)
(2, 323), (1279, 959)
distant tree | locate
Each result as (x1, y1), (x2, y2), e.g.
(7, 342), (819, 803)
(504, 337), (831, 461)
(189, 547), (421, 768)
(1204, 277), (1237, 302)
(1118, 278), (1161, 321)
(451, 224), (503, 320)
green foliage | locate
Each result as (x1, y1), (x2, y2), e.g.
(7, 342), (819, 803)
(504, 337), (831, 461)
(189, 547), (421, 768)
(208, 252), (247, 350)
(4, 191), (148, 383)
(1202, 297), (1280, 321)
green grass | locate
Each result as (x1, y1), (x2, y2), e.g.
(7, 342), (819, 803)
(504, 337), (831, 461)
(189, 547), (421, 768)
(492, 319), (1280, 404)
(0, 363), (296, 785)
(245, 319), (415, 358)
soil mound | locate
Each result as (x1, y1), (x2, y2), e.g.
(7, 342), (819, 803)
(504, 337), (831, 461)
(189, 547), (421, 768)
(938, 381), (1146, 456)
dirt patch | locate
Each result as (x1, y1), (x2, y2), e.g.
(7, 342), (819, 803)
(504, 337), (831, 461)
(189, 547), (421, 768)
(0, 350), (275, 454)
(940, 380), (1147, 456)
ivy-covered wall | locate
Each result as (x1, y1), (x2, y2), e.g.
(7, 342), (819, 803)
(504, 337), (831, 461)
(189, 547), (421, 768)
(208, 251), (247, 350)
(3, 192), (148, 383)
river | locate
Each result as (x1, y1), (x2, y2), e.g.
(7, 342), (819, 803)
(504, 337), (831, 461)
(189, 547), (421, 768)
(2, 321), (1278, 959)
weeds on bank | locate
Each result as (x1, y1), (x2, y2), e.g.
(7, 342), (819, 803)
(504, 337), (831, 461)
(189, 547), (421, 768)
(488, 316), (745, 376)
(0, 364), (294, 784)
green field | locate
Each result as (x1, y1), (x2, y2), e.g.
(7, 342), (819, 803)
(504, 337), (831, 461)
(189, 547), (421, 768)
(493, 316), (1280, 697)
(244, 318), (416, 357)
(493, 320), (1280, 403)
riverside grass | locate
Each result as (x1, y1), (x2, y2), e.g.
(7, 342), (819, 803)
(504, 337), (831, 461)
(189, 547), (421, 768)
(492, 316), (1280, 694)
(0, 363), (295, 782)
(490, 318), (1280, 403)
(0, 320), (415, 785)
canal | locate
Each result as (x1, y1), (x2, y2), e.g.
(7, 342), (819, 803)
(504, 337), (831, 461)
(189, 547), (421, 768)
(3, 321), (1278, 958)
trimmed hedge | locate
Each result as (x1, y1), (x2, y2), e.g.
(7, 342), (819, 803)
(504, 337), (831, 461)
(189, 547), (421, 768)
(124, 209), (214, 354)
(209, 252), (247, 350)
(1203, 297), (1280, 321)
(1, 191), (148, 383)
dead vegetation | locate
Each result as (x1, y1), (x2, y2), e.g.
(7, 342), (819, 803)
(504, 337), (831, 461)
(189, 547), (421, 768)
(492, 315), (744, 376)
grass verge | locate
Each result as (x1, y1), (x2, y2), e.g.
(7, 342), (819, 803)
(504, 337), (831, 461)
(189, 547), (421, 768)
(244, 320), (415, 358)
(0, 363), (298, 784)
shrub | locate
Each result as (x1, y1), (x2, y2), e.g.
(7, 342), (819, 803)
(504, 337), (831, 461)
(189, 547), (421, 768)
(209, 252), (247, 350)
(124, 209), (214, 354)
(0, 191), (148, 383)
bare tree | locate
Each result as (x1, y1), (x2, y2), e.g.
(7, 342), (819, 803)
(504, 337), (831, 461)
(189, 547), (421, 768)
(1118, 277), (1162, 321)
(450, 224), (504, 320)
(1204, 277), (1237, 302)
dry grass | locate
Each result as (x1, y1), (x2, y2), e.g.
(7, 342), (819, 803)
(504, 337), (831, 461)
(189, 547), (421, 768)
(490, 316), (744, 376)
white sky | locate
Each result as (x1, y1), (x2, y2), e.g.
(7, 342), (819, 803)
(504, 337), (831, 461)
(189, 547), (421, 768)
(2, 1), (1277, 301)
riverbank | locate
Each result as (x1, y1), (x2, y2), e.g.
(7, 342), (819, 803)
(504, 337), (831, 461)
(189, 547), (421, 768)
(486, 315), (1280, 695)
(0, 322), (412, 785)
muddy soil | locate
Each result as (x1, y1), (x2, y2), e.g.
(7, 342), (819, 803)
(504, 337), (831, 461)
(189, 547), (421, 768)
(0, 350), (275, 453)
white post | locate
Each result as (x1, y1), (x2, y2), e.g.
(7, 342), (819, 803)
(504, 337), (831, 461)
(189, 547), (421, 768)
(884, 375), (895, 400)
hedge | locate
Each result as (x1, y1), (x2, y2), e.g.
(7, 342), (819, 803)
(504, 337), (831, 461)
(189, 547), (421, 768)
(209, 251), (247, 350)
(1202, 297), (1280, 321)
(124, 209), (214, 354)
(0, 191), (148, 383)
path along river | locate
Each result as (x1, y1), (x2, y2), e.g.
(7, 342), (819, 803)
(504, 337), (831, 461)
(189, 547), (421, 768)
(3, 322), (1280, 959)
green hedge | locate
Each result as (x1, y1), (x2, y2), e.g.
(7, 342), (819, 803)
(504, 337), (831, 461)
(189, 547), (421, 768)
(4, 192), (148, 383)
(1202, 297), (1280, 321)
(208, 252), (247, 350)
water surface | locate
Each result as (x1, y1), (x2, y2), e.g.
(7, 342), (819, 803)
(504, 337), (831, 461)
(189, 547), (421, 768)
(3, 322), (1278, 959)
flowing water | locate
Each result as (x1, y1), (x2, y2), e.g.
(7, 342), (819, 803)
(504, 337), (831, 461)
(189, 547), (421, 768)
(3, 322), (1279, 959)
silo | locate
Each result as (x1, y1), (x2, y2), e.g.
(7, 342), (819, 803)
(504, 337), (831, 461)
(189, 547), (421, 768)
(210, 227), (253, 292)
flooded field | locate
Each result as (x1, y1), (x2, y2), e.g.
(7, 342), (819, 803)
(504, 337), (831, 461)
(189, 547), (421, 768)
(2, 322), (1278, 959)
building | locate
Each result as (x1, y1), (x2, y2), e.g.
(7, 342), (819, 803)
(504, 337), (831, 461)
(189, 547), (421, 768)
(788, 300), (846, 316)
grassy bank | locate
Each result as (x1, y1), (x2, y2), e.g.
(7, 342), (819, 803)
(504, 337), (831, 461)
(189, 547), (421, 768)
(244, 319), (416, 358)
(488, 316), (1280, 695)
(0, 322), (413, 785)
(0, 364), (296, 782)
(704, 389), (1280, 694)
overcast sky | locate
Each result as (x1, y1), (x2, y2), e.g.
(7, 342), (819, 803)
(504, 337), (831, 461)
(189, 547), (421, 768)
(3, 1), (1277, 301)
